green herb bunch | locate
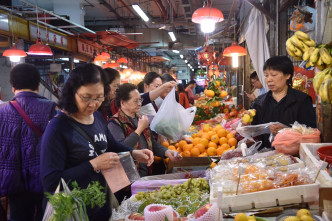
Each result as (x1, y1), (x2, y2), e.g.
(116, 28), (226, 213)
(46, 181), (106, 221)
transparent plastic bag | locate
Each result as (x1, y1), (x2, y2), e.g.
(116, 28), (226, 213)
(151, 88), (196, 141)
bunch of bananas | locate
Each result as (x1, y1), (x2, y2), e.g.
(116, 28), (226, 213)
(286, 31), (332, 70)
(313, 68), (332, 103)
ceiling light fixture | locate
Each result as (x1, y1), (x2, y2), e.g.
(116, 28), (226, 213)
(117, 57), (128, 64)
(168, 32), (176, 42)
(94, 52), (110, 62)
(132, 4), (149, 22)
(184, 59), (188, 63)
(180, 54), (184, 59)
(172, 50), (179, 53)
(223, 41), (247, 68)
(192, 0), (224, 34)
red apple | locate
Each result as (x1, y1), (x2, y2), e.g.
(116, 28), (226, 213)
(148, 205), (167, 212)
(194, 203), (212, 218)
(128, 213), (145, 220)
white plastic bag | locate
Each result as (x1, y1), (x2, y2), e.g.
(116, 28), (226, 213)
(150, 88), (196, 141)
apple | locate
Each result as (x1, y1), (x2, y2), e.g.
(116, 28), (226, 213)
(148, 205), (167, 212)
(128, 213), (145, 220)
(194, 203), (212, 218)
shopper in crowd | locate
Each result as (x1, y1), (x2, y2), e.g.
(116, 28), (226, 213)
(185, 80), (199, 105)
(252, 56), (316, 148)
(108, 83), (182, 177)
(244, 71), (266, 101)
(177, 83), (190, 108)
(99, 68), (176, 122)
(40, 64), (154, 221)
(0, 64), (57, 221)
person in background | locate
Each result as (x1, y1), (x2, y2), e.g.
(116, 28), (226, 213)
(0, 64), (57, 221)
(155, 74), (179, 108)
(185, 80), (199, 105)
(177, 83), (190, 108)
(40, 64), (153, 220)
(244, 71), (266, 101)
(251, 56), (316, 149)
(99, 69), (176, 122)
(108, 83), (181, 177)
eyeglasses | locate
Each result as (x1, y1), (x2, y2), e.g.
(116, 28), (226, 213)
(76, 93), (105, 103)
(251, 80), (258, 85)
(133, 98), (144, 105)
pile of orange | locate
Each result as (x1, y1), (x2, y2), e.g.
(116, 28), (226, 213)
(166, 124), (237, 157)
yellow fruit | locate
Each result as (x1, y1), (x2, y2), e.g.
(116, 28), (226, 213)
(162, 141), (169, 147)
(234, 213), (248, 221)
(205, 90), (215, 97)
(191, 147), (200, 157)
(284, 216), (300, 221)
(300, 215), (314, 221)
(217, 129), (227, 137)
(193, 137), (201, 146)
(247, 215), (256, 221)
(178, 140), (187, 148)
(208, 141), (218, 149)
(242, 114), (251, 123)
(297, 209), (311, 218)
(219, 90), (228, 98)
(211, 134), (219, 144)
(207, 147), (217, 156)
(211, 101), (220, 107)
(248, 109), (256, 117)
(199, 138), (209, 148)
(195, 143), (205, 153)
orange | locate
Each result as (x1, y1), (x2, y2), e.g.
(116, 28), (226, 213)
(217, 129), (227, 138)
(207, 147), (217, 156)
(216, 148), (224, 156)
(208, 142), (217, 149)
(176, 147), (183, 153)
(201, 134), (210, 141)
(187, 137), (193, 142)
(195, 143), (205, 153)
(219, 137), (228, 145)
(216, 81), (221, 87)
(219, 90), (228, 98)
(196, 131), (203, 137)
(161, 141), (169, 147)
(228, 138), (237, 147)
(230, 146), (236, 150)
(193, 137), (201, 146)
(211, 134), (219, 144)
(182, 150), (191, 157)
(164, 158), (169, 164)
(207, 131), (216, 138)
(192, 133), (198, 138)
(211, 101), (220, 107)
(226, 133), (235, 139)
(178, 140), (187, 148)
(199, 138), (209, 148)
(154, 156), (162, 163)
(221, 143), (230, 151)
(175, 143), (179, 148)
(182, 144), (193, 151)
(168, 145), (176, 151)
(205, 90), (215, 97)
(191, 147), (200, 157)
(203, 126), (211, 132)
(215, 125), (224, 131)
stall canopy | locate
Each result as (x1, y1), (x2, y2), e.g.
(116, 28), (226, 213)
(244, 8), (270, 91)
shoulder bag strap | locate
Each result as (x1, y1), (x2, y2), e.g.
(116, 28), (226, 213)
(65, 118), (102, 156)
(10, 101), (43, 137)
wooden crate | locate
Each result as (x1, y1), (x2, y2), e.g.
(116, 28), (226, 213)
(317, 103), (332, 142)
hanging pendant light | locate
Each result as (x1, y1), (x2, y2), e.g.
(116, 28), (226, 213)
(28, 38), (53, 56)
(94, 52), (110, 62)
(192, 0), (224, 34)
(223, 41), (247, 68)
(3, 44), (27, 62)
(103, 60), (119, 69)
(117, 57), (128, 64)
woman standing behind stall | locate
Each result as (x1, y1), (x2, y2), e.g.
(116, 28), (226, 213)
(177, 83), (190, 108)
(252, 56), (316, 148)
(40, 64), (153, 220)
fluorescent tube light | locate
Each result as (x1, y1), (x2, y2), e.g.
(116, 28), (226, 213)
(168, 32), (176, 42)
(132, 4), (149, 22)
(172, 50), (179, 53)
(180, 54), (184, 59)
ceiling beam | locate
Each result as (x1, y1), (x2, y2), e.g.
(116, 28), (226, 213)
(245, 0), (275, 21)
(153, 0), (168, 20)
(166, 0), (177, 18)
(97, 0), (123, 20)
(117, 0), (137, 18)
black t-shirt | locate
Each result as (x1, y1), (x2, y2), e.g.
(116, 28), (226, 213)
(40, 111), (133, 217)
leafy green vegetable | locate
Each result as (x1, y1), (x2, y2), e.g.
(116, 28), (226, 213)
(46, 181), (106, 221)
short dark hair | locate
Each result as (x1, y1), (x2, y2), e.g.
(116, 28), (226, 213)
(143, 72), (161, 85)
(103, 68), (120, 85)
(10, 63), (40, 90)
(250, 71), (258, 80)
(161, 74), (176, 83)
(59, 63), (108, 113)
(177, 83), (185, 93)
(115, 83), (137, 107)
(137, 81), (144, 93)
(263, 56), (294, 86)
(189, 80), (196, 85)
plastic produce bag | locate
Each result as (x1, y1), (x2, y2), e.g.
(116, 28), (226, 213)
(150, 88), (196, 141)
(272, 122), (321, 155)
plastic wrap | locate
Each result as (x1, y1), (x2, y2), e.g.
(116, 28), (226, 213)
(191, 203), (219, 221)
(131, 179), (188, 195)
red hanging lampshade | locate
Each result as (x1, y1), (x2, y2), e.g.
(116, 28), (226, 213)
(3, 44), (27, 62)
(192, 0), (224, 33)
(223, 41), (247, 57)
(28, 38), (53, 56)
(94, 52), (110, 62)
(117, 57), (128, 64)
(103, 60), (119, 68)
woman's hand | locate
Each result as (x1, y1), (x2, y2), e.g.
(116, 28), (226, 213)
(244, 91), (256, 101)
(269, 123), (286, 135)
(149, 81), (177, 101)
(132, 149), (154, 166)
(135, 115), (149, 135)
(165, 150), (183, 162)
(89, 152), (120, 171)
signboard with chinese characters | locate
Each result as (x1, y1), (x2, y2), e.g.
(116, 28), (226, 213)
(77, 40), (97, 56)
(29, 23), (68, 50)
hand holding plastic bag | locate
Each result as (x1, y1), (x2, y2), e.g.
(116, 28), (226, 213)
(150, 88), (196, 141)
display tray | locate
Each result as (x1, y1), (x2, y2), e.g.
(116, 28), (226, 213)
(276, 212), (320, 221)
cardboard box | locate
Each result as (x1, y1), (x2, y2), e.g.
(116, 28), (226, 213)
(166, 157), (217, 173)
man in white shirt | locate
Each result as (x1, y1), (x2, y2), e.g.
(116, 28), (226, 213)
(245, 71), (266, 101)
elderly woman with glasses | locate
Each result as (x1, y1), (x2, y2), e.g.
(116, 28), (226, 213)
(108, 83), (181, 177)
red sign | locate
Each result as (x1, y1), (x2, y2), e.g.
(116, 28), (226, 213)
(293, 66), (316, 104)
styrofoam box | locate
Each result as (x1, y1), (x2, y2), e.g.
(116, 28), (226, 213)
(299, 143), (332, 187)
(210, 183), (319, 212)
